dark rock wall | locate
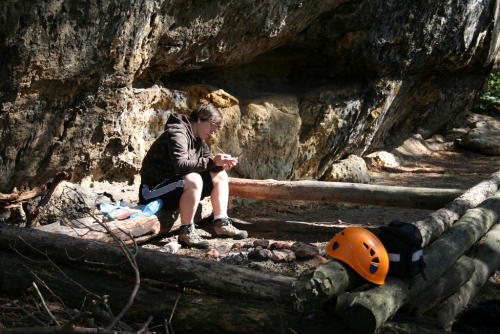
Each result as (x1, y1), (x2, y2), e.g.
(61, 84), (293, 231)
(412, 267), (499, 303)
(0, 0), (499, 192)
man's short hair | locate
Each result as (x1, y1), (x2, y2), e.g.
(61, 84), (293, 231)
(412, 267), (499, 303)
(189, 102), (224, 130)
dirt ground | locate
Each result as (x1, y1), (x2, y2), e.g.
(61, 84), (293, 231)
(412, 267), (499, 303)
(141, 109), (500, 333)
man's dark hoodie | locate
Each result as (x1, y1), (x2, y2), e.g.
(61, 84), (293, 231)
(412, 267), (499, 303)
(140, 113), (223, 186)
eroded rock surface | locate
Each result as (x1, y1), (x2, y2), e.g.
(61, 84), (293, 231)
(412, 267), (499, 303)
(1, 0), (500, 192)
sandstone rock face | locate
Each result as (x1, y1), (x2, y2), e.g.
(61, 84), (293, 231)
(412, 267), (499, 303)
(1, 0), (500, 192)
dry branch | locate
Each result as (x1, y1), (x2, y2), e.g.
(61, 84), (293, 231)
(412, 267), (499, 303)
(0, 187), (47, 209)
(228, 177), (464, 210)
(416, 170), (500, 247)
(434, 223), (500, 327)
(333, 189), (500, 334)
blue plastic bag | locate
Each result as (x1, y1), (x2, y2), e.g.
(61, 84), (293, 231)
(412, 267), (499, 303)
(130, 199), (163, 218)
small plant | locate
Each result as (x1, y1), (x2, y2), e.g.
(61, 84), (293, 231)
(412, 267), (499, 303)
(475, 73), (500, 110)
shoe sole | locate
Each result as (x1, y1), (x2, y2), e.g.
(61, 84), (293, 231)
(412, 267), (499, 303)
(179, 240), (210, 249)
(213, 232), (248, 240)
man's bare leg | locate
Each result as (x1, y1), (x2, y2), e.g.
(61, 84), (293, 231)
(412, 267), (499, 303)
(178, 173), (209, 248)
(210, 170), (247, 239)
(210, 170), (229, 217)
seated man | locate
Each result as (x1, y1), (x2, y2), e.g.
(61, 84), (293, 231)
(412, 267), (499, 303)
(139, 102), (247, 249)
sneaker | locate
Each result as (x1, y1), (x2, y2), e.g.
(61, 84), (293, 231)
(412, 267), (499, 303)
(178, 224), (210, 249)
(213, 217), (248, 239)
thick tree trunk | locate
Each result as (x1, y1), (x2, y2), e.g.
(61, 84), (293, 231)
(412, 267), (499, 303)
(0, 223), (295, 303)
(0, 251), (344, 334)
(404, 256), (476, 315)
(416, 170), (500, 247)
(33, 199), (213, 245)
(434, 223), (500, 327)
(332, 190), (500, 334)
(228, 178), (464, 210)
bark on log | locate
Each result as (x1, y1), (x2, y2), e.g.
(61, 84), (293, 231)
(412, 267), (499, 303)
(404, 256), (476, 315)
(33, 198), (213, 245)
(229, 178), (464, 210)
(434, 223), (500, 327)
(0, 223), (295, 303)
(231, 217), (374, 235)
(416, 170), (500, 247)
(292, 259), (367, 311)
(332, 190), (500, 334)
(0, 251), (344, 334)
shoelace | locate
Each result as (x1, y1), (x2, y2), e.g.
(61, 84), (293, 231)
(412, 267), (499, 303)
(187, 224), (203, 241)
(222, 218), (239, 232)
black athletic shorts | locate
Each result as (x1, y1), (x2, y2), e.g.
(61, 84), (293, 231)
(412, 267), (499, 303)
(139, 171), (214, 211)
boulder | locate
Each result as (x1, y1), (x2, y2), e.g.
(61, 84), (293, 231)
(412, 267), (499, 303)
(322, 155), (370, 184)
(459, 120), (500, 155)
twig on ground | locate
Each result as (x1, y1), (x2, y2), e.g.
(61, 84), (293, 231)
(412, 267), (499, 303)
(0, 301), (47, 327)
(32, 282), (60, 325)
(165, 292), (181, 334)
(135, 315), (153, 334)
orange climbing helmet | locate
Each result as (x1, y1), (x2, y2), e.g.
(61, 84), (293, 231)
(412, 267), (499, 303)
(326, 226), (389, 285)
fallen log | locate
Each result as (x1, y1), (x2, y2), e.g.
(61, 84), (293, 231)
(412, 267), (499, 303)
(0, 223), (296, 303)
(404, 256), (476, 315)
(292, 258), (367, 311)
(416, 170), (500, 247)
(228, 178), (464, 210)
(332, 189), (500, 334)
(0, 251), (345, 334)
(34, 198), (213, 245)
(434, 223), (500, 327)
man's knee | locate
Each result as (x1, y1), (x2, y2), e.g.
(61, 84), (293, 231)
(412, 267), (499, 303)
(184, 173), (204, 191)
(211, 170), (228, 186)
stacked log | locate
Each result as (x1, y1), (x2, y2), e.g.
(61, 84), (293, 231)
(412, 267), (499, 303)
(292, 170), (500, 312)
(333, 190), (500, 333)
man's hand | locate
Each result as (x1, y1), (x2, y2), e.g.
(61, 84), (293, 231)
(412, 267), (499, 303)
(214, 154), (238, 170)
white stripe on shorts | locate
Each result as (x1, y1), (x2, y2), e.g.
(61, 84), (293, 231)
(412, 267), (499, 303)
(141, 179), (185, 201)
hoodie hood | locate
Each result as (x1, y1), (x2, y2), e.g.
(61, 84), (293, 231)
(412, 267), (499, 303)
(165, 113), (194, 137)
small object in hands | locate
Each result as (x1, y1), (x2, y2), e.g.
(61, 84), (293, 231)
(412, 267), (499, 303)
(217, 146), (226, 154)
(217, 146), (243, 158)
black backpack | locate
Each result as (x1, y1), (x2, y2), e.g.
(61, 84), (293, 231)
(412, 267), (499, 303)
(379, 220), (427, 283)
